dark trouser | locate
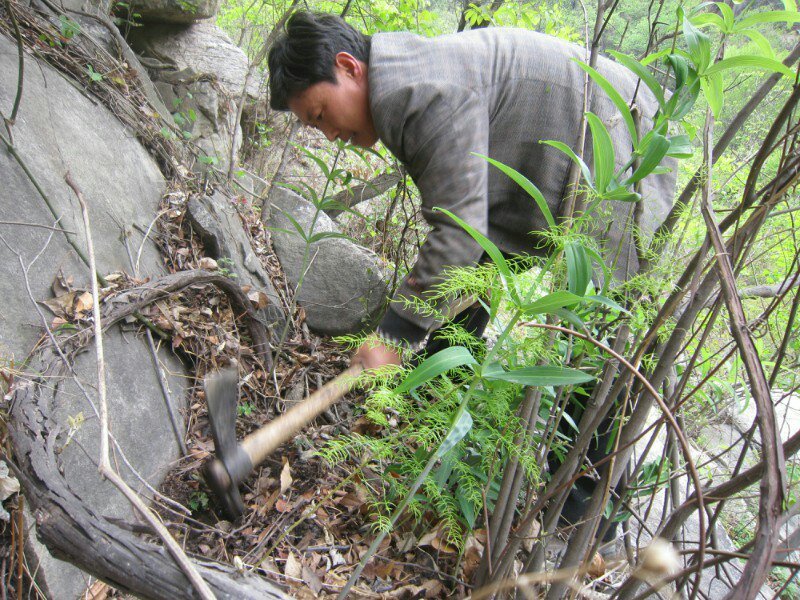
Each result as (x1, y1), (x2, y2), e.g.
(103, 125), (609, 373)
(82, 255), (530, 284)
(423, 298), (624, 544)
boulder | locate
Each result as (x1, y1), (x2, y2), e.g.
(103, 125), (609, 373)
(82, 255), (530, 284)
(266, 187), (390, 336)
(128, 21), (260, 171)
(127, 0), (221, 23)
(0, 31), (183, 597)
(186, 191), (285, 330)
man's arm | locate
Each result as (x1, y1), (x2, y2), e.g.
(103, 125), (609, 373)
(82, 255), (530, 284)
(358, 84), (491, 367)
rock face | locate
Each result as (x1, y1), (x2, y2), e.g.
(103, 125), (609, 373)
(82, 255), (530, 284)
(0, 32), (186, 597)
(266, 188), (390, 336)
(128, 21), (259, 171)
(129, 0), (222, 23)
(186, 191), (285, 329)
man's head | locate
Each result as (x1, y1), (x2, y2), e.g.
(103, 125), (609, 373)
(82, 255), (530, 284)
(268, 12), (378, 147)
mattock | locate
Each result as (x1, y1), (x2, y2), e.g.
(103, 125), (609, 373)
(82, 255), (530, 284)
(203, 363), (363, 520)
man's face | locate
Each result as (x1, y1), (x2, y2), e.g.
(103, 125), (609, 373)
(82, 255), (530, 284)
(288, 52), (378, 148)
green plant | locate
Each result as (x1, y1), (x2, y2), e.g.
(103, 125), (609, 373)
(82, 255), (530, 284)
(86, 64), (103, 83)
(217, 257), (237, 279)
(189, 491), (210, 512)
(237, 401), (255, 417)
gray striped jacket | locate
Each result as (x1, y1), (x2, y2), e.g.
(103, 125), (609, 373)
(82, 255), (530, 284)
(369, 28), (677, 331)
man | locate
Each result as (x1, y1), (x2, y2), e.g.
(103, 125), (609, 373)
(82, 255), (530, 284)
(269, 11), (677, 550)
(268, 11), (675, 369)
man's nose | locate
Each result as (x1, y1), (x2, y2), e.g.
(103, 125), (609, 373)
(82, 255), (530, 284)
(321, 126), (338, 142)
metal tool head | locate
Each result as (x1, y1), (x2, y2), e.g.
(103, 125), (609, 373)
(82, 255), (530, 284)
(203, 368), (252, 520)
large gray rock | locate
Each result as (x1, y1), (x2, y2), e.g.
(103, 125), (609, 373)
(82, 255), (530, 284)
(128, 21), (259, 171)
(266, 188), (390, 336)
(128, 0), (221, 23)
(0, 32), (188, 597)
(186, 190), (285, 330)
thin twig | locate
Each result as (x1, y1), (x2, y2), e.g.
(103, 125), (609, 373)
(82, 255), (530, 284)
(66, 172), (215, 600)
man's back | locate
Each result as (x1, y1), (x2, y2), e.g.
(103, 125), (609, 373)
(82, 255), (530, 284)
(368, 28), (676, 293)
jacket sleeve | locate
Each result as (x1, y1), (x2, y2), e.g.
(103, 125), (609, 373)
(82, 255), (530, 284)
(373, 83), (490, 337)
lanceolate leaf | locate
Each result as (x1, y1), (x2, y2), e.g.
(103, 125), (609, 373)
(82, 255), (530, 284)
(624, 132), (670, 186)
(736, 10), (800, 30)
(474, 153), (555, 228)
(586, 113), (615, 193)
(435, 207), (520, 304)
(700, 72), (724, 118)
(521, 291), (583, 316)
(433, 409), (473, 459)
(609, 50), (665, 107)
(683, 9), (712, 72)
(483, 365), (595, 386)
(541, 140), (593, 187)
(575, 61), (639, 148)
(666, 134), (693, 158)
(738, 29), (776, 59)
(704, 55), (795, 78)
(395, 346), (477, 394)
(565, 241), (592, 296)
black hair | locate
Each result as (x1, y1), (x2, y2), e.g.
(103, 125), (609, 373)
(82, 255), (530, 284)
(268, 11), (371, 111)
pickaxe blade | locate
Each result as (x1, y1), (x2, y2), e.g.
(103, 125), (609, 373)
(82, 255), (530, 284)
(203, 369), (252, 520)
(203, 364), (362, 521)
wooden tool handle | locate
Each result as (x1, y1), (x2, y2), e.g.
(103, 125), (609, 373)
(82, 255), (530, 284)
(241, 363), (363, 467)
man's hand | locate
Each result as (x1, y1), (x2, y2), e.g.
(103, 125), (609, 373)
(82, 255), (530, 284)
(353, 335), (403, 370)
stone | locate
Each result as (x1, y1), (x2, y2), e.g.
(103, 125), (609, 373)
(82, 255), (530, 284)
(266, 187), (390, 336)
(0, 32), (188, 597)
(128, 21), (260, 171)
(186, 191), (285, 329)
(0, 32), (165, 358)
(727, 389), (800, 444)
(127, 0), (221, 24)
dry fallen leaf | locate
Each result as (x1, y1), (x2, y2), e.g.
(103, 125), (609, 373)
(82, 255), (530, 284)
(302, 564), (324, 596)
(74, 291), (93, 314)
(588, 552), (606, 579)
(280, 459), (293, 493)
(41, 290), (80, 318)
(198, 257), (218, 270)
(284, 552), (303, 580)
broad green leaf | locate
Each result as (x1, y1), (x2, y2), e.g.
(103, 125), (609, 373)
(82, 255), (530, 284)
(455, 486), (477, 528)
(666, 54), (690, 90)
(692, 12), (727, 31)
(565, 241), (592, 296)
(433, 409), (473, 459)
(700, 72), (724, 118)
(603, 188), (642, 202)
(575, 61), (638, 147)
(474, 153), (555, 228)
(670, 76), (701, 120)
(704, 55), (795, 78)
(555, 308), (585, 329)
(541, 140), (593, 187)
(585, 294), (630, 315)
(435, 207), (519, 304)
(582, 245), (611, 294)
(736, 10), (800, 30)
(609, 50), (665, 107)
(585, 113), (615, 193)
(666, 134), (693, 158)
(624, 132), (670, 186)
(483, 365), (595, 386)
(683, 10), (712, 73)
(716, 2), (735, 30)
(395, 347), (477, 394)
(738, 29), (776, 59)
(521, 291), (583, 316)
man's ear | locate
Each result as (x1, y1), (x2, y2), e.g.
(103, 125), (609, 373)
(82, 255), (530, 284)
(334, 52), (365, 80)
